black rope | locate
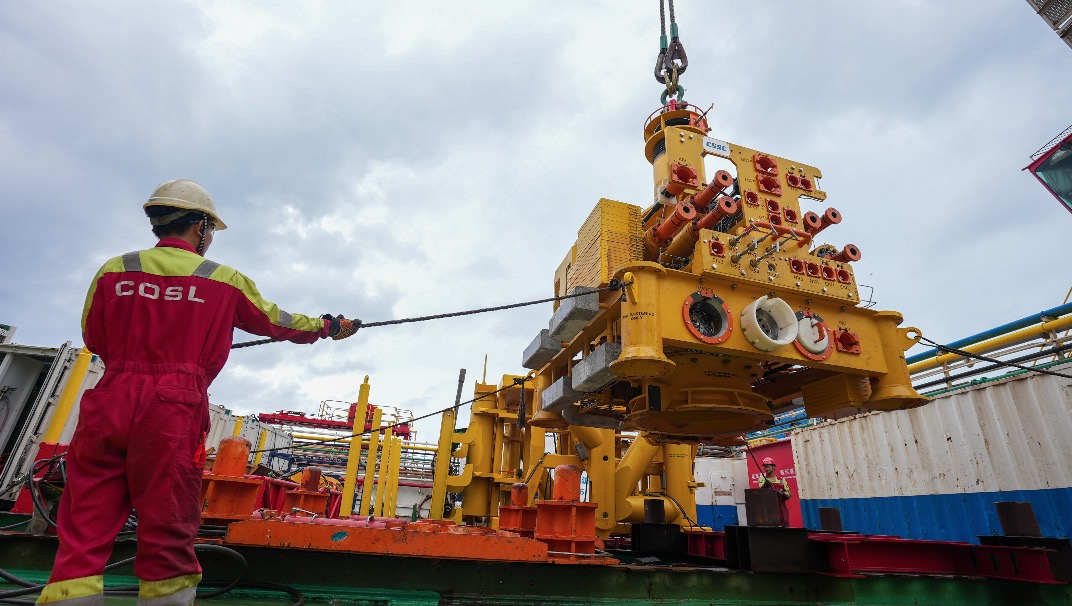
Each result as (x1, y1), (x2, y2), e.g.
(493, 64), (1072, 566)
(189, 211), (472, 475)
(916, 336), (1072, 380)
(232, 280), (626, 350)
(249, 378), (530, 455)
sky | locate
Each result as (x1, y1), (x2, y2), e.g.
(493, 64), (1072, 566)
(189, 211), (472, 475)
(2, 1), (1070, 440)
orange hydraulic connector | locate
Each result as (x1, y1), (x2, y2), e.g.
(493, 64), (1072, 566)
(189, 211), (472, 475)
(499, 482), (537, 539)
(804, 207), (842, 236)
(534, 465), (602, 561)
(283, 466), (330, 517)
(647, 201), (697, 253)
(663, 196), (739, 259)
(831, 243), (862, 263)
(200, 437), (264, 525)
(690, 170), (734, 211)
(695, 196), (739, 231)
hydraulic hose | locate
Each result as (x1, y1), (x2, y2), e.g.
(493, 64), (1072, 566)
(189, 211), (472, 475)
(0, 544), (302, 606)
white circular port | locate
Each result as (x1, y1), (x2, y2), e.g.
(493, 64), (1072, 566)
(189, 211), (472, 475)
(796, 313), (831, 355)
(740, 296), (799, 351)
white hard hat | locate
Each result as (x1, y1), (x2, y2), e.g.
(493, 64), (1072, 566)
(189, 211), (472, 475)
(144, 179), (228, 230)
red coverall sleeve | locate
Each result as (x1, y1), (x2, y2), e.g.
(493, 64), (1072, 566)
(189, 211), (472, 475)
(226, 268), (329, 343)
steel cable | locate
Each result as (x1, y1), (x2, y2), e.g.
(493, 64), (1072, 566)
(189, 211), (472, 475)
(232, 281), (626, 349)
(916, 336), (1072, 381)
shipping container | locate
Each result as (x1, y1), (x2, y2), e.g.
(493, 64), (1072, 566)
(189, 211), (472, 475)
(792, 362), (1072, 543)
(694, 457), (747, 529)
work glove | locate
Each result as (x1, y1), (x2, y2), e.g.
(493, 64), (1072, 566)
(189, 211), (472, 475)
(322, 314), (361, 340)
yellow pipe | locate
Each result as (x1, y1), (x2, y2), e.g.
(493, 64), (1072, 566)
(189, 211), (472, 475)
(908, 314), (1072, 373)
(340, 376), (371, 517)
(358, 407), (383, 516)
(375, 427), (396, 516)
(42, 349), (93, 443)
(231, 416), (245, 437)
(614, 434), (661, 523)
(252, 429), (268, 466)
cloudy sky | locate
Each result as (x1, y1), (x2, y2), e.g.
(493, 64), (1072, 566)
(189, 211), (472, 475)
(2, 1), (1070, 439)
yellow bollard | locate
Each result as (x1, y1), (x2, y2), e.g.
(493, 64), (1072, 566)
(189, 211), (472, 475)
(42, 349), (93, 444)
(340, 376), (371, 517)
(358, 407), (384, 516)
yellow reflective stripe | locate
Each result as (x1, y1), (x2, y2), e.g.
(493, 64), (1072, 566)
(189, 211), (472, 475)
(225, 269), (323, 333)
(137, 574), (202, 599)
(137, 246), (206, 278)
(37, 575), (103, 603)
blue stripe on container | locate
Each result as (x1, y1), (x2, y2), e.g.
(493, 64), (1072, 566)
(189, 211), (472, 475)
(696, 504), (738, 531)
(801, 487), (1072, 543)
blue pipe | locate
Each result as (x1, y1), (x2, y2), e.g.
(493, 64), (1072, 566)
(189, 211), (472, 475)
(906, 301), (1072, 364)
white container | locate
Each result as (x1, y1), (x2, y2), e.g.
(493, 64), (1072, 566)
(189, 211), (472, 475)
(791, 363), (1072, 542)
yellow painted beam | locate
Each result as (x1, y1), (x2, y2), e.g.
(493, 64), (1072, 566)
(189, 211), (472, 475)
(357, 407), (383, 517)
(375, 427), (396, 517)
(429, 407), (458, 520)
(42, 349), (93, 443)
(251, 429), (268, 466)
(231, 416), (245, 437)
(340, 376), (371, 517)
(385, 436), (403, 517)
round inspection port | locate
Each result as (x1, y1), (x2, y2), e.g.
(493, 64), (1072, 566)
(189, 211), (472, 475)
(836, 268), (852, 283)
(821, 265), (836, 280)
(744, 191), (760, 206)
(768, 213), (782, 226)
(754, 154), (778, 175)
(682, 290), (733, 345)
(786, 174), (800, 188)
(806, 262), (821, 277)
(790, 258), (805, 274)
(783, 208), (799, 222)
(766, 199), (780, 213)
(799, 177), (813, 191)
(740, 295), (798, 351)
(710, 240), (726, 257)
(794, 311), (832, 361)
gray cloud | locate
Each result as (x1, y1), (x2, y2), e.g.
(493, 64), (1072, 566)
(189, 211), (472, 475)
(3, 1), (1071, 437)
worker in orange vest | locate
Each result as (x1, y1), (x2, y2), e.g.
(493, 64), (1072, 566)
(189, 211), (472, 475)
(758, 456), (791, 527)
(37, 179), (359, 606)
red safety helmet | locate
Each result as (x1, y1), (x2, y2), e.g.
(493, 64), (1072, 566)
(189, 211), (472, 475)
(762, 457), (775, 466)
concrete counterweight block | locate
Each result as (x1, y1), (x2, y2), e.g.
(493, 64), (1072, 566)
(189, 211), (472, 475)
(548, 287), (600, 342)
(541, 376), (582, 413)
(562, 404), (622, 429)
(571, 343), (622, 392)
(522, 329), (561, 370)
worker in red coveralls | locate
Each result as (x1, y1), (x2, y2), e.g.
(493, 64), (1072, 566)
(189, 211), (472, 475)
(758, 456), (792, 527)
(37, 179), (359, 606)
